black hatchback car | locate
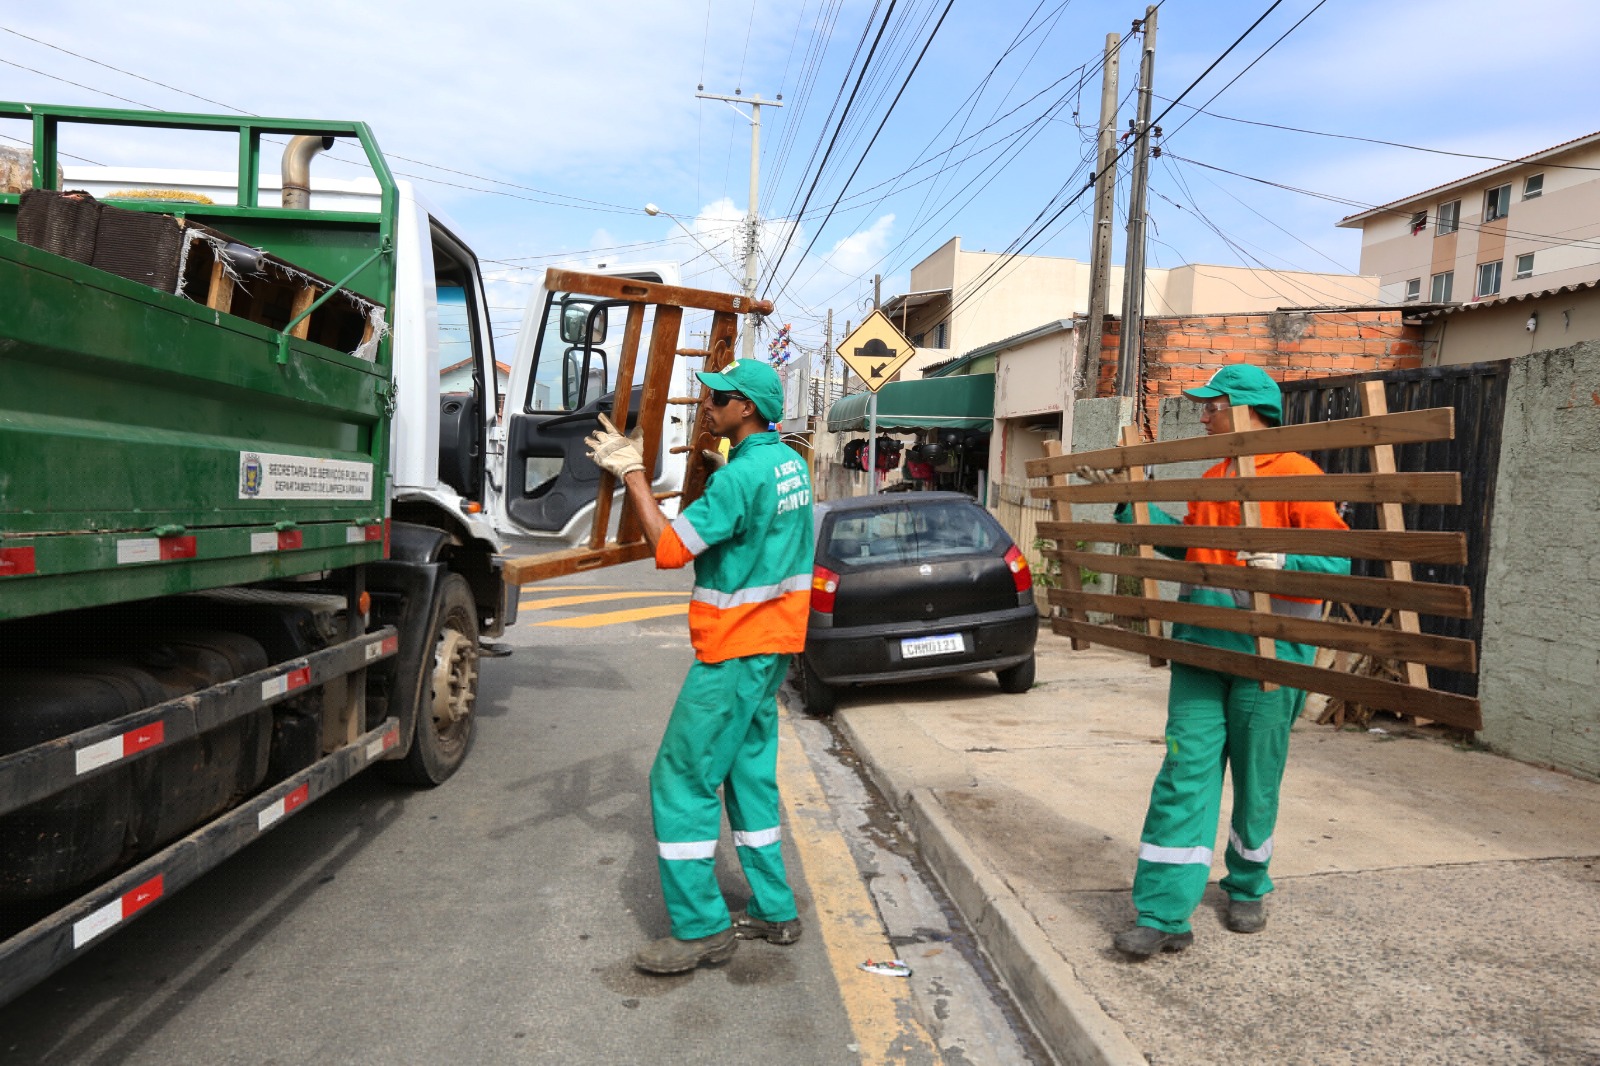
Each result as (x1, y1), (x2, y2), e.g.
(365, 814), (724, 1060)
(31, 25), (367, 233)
(796, 492), (1038, 713)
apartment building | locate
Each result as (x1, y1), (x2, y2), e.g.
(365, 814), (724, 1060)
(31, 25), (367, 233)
(1336, 131), (1600, 310)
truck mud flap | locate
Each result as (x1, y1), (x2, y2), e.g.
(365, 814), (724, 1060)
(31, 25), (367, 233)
(0, 717), (401, 1009)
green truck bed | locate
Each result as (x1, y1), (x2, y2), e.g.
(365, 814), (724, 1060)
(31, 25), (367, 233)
(0, 104), (401, 622)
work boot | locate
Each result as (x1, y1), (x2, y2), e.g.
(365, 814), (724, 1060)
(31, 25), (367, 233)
(731, 910), (803, 945)
(1113, 924), (1194, 958)
(1226, 897), (1267, 933)
(632, 927), (739, 975)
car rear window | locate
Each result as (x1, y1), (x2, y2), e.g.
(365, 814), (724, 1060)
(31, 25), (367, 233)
(823, 501), (1001, 567)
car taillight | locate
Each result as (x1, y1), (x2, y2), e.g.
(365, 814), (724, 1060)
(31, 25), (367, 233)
(811, 565), (840, 614)
(1004, 544), (1032, 593)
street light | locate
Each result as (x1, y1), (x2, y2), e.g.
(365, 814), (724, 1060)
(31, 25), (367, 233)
(643, 204), (743, 289)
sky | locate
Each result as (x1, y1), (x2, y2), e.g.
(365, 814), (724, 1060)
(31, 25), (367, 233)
(5, 0), (1600, 367)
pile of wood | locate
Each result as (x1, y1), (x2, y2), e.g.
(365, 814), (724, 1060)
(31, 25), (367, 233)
(15, 188), (384, 360)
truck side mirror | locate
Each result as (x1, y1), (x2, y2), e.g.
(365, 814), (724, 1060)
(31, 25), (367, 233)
(559, 298), (607, 345)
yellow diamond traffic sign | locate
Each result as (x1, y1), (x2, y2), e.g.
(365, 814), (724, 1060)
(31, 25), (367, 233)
(835, 309), (916, 393)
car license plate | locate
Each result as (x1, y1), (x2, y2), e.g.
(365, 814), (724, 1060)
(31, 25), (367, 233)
(901, 633), (963, 659)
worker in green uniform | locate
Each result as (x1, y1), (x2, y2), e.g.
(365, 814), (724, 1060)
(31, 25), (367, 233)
(1081, 364), (1349, 958)
(585, 358), (813, 975)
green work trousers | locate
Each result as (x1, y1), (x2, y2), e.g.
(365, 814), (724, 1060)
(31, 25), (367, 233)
(650, 653), (797, 940)
(1131, 661), (1304, 934)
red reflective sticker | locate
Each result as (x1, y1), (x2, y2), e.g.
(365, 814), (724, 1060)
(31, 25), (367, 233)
(381, 728), (399, 751)
(283, 783), (310, 815)
(381, 635), (399, 655)
(0, 547), (37, 576)
(122, 874), (164, 917)
(364, 524), (383, 542)
(278, 530), (304, 550)
(285, 667), (311, 691)
(159, 536), (197, 560)
(123, 722), (165, 757)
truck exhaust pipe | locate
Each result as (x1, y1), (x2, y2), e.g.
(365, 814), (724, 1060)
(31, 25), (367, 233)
(281, 135), (334, 209)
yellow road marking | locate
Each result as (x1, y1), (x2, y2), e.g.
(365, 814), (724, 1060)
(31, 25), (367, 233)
(521, 590), (688, 610)
(529, 603), (689, 628)
(777, 707), (938, 1061)
(516, 584), (622, 592)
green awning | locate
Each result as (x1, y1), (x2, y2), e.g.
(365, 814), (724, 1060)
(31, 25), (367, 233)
(826, 373), (994, 433)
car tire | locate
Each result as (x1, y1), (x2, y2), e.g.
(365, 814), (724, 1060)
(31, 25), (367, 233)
(996, 654), (1036, 694)
(798, 657), (837, 716)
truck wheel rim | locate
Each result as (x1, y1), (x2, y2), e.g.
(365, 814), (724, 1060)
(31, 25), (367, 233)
(431, 628), (478, 733)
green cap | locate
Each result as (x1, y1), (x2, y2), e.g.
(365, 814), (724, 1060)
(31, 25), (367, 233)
(1183, 364), (1283, 426)
(697, 358), (785, 424)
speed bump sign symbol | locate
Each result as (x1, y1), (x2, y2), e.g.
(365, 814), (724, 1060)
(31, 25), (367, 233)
(836, 310), (916, 392)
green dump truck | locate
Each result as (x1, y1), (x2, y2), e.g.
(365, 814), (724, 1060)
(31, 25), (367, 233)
(0, 103), (750, 1004)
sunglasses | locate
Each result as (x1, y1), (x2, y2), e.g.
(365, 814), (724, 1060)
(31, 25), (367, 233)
(709, 390), (750, 407)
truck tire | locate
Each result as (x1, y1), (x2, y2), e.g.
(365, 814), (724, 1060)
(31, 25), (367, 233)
(381, 573), (479, 786)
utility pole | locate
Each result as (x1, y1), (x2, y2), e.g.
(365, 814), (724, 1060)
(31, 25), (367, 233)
(696, 89), (783, 361)
(1082, 31), (1120, 398)
(822, 309), (834, 422)
(868, 280), (883, 493)
(1116, 7), (1156, 400)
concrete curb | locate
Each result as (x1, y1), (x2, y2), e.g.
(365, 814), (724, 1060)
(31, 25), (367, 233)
(900, 786), (1147, 1066)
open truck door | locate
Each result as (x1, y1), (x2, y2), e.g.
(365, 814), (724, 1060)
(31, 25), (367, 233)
(496, 270), (769, 584)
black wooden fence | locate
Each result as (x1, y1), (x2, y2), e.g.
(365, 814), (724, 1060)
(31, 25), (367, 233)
(1280, 362), (1509, 700)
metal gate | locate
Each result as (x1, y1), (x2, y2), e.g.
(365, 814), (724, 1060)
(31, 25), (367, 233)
(1280, 361), (1509, 700)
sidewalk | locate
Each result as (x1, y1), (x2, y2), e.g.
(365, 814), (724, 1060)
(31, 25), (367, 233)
(834, 631), (1600, 1066)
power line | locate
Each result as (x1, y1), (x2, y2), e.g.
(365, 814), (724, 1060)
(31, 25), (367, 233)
(0, 24), (648, 215)
(1156, 97), (1600, 175)
(761, 0), (900, 293)
(1166, 152), (1600, 255)
(765, 0), (953, 306)
(1162, 0), (1328, 142)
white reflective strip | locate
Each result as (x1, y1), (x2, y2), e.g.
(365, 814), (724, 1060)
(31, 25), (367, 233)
(692, 573), (810, 610)
(733, 827), (782, 849)
(657, 839), (718, 861)
(1139, 843), (1214, 866)
(75, 736), (123, 775)
(72, 899), (122, 948)
(258, 796), (288, 830)
(1229, 827), (1273, 863)
(672, 516), (707, 556)
(262, 675), (289, 699)
(250, 532), (279, 553)
(116, 539), (159, 565)
(346, 526), (366, 543)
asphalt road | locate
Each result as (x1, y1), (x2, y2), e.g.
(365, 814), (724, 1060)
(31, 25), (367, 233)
(0, 562), (1039, 1065)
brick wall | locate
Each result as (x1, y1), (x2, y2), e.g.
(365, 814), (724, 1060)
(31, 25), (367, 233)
(1095, 309), (1424, 432)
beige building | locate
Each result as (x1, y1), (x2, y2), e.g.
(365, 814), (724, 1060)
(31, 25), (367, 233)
(880, 236), (1378, 377)
(1337, 131), (1600, 311)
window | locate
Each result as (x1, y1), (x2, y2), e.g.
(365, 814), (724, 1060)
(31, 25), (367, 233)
(1476, 260), (1503, 298)
(1409, 210), (1428, 235)
(1436, 200), (1460, 235)
(1515, 253), (1534, 279)
(1430, 271), (1454, 302)
(1404, 278), (1421, 302)
(1523, 174), (1544, 199)
(1484, 184), (1511, 222)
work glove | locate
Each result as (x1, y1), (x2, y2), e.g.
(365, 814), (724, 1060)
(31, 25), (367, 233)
(1237, 550), (1286, 570)
(584, 414), (645, 478)
(1073, 465), (1121, 485)
(699, 448), (727, 472)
